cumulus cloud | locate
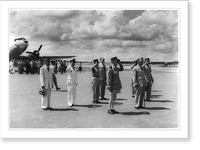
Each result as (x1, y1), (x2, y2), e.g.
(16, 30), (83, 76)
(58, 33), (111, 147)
(10, 10), (178, 61)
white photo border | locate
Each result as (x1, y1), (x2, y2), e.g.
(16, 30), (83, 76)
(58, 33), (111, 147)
(0, 1), (188, 138)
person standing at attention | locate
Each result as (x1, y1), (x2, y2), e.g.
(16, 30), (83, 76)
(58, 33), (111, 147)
(91, 59), (100, 104)
(131, 58), (147, 109)
(107, 57), (124, 114)
(39, 58), (53, 111)
(99, 57), (107, 100)
(51, 60), (61, 91)
(66, 59), (78, 107)
(130, 59), (138, 97)
(143, 58), (154, 101)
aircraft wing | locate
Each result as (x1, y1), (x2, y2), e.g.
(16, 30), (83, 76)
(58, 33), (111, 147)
(10, 55), (31, 60)
(39, 56), (76, 60)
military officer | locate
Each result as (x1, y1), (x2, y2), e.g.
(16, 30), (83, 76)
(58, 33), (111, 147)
(66, 59), (78, 107)
(99, 57), (107, 100)
(39, 58), (54, 110)
(143, 58), (154, 101)
(130, 59), (139, 97)
(131, 58), (147, 109)
(91, 59), (100, 104)
(107, 57), (124, 114)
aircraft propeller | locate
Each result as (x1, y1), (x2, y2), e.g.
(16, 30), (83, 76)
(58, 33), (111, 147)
(26, 44), (43, 59)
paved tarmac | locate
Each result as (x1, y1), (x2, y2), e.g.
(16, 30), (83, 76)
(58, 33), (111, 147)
(9, 68), (178, 128)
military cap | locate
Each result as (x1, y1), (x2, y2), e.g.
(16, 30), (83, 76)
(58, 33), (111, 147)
(93, 59), (98, 63)
(70, 58), (75, 63)
(100, 57), (105, 61)
(110, 57), (117, 61)
(145, 58), (150, 61)
(137, 58), (143, 63)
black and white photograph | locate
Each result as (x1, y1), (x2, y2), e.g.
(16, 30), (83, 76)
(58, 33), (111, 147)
(1, 1), (188, 139)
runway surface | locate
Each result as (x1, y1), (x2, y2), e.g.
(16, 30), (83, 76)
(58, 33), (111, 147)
(9, 68), (178, 128)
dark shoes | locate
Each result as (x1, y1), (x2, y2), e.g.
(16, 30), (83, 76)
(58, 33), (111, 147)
(93, 101), (101, 104)
(144, 99), (151, 102)
(56, 87), (61, 91)
(108, 109), (119, 114)
(99, 97), (108, 100)
(135, 106), (144, 109)
(42, 107), (53, 111)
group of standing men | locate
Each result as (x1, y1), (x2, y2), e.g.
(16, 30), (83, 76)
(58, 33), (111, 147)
(39, 57), (153, 114)
(91, 57), (124, 114)
(131, 58), (154, 109)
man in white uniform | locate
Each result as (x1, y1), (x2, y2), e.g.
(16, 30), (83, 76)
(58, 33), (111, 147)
(66, 59), (78, 107)
(39, 59), (53, 110)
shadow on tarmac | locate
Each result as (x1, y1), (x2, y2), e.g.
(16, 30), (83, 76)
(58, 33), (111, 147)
(140, 107), (170, 110)
(74, 104), (102, 108)
(146, 99), (174, 103)
(51, 108), (79, 111)
(115, 98), (128, 101)
(52, 89), (68, 92)
(98, 102), (123, 105)
(152, 90), (162, 92)
(150, 95), (162, 98)
(119, 111), (150, 115)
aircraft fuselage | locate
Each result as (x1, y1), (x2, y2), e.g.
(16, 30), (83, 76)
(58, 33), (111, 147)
(9, 38), (29, 59)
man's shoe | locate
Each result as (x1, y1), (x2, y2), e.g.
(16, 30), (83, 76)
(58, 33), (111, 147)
(111, 109), (119, 114)
(56, 87), (61, 91)
(93, 101), (101, 104)
(47, 107), (53, 110)
(42, 108), (48, 111)
(108, 109), (114, 114)
(135, 106), (140, 109)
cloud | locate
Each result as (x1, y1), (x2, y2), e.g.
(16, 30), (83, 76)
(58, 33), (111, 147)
(10, 10), (178, 61)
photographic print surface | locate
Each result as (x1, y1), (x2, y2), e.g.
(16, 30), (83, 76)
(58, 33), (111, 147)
(9, 9), (179, 128)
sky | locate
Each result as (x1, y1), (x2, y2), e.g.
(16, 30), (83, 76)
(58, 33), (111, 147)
(9, 10), (178, 62)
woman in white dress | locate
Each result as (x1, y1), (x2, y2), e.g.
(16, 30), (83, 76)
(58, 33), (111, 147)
(66, 59), (78, 107)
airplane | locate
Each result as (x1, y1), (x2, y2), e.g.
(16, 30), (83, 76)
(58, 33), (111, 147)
(9, 36), (29, 60)
(9, 36), (76, 61)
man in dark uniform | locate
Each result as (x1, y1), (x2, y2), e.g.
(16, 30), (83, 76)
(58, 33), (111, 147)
(91, 59), (100, 104)
(143, 58), (154, 101)
(99, 57), (107, 100)
(107, 57), (124, 114)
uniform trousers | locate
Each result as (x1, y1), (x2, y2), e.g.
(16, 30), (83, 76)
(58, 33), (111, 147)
(41, 89), (51, 109)
(135, 86), (145, 107)
(67, 84), (76, 106)
(145, 82), (152, 100)
(99, 80), (106, 98)
(53, 73), (58, 88)
(109, 90), (120, 110)
(92, 77), (100, 102)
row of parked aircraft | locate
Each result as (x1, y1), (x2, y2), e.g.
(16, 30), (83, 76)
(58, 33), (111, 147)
(9, 36), (76, 61)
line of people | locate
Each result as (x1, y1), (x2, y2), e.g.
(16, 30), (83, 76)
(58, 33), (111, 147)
(9, 59), (82, 75)
(39, 57), (153, 115)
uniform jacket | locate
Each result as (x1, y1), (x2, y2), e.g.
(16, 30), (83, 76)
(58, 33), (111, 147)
(107, 64), (123, 91)
(131, 65), (147, 87)
(91, 65), (100, 77)
(143, 65), (153, 82)
(66, 66), (78, 85)
(99, 63), (107, 81)
(39, 65), (53, 89)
